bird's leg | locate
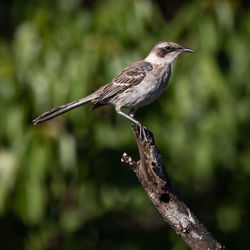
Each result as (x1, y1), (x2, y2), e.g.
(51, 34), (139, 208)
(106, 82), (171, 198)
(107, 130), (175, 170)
(129, 109), (147, 140)
(116, 107), (147, 141)
(115, 107), (141, 126)
(128, 109), (137, 118)
(128, 109), (146, 139)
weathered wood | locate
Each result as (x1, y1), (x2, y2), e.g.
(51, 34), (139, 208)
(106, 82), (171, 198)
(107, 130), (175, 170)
(121, 125), (224, 250)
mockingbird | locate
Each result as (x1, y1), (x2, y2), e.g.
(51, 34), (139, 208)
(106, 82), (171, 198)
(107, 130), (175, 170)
(33, 41), (193, 126)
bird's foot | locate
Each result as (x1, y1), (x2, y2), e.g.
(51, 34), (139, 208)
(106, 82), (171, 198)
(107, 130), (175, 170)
(131, 123), (154, 144)
(139, 123), (147, 141)
(130, 123), (150, 143)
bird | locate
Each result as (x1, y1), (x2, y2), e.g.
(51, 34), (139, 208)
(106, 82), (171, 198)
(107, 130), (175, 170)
(33, 41), (193, 126)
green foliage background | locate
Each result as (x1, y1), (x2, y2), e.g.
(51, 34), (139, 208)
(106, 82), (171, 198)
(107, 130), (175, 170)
(0, 0), (250, 249)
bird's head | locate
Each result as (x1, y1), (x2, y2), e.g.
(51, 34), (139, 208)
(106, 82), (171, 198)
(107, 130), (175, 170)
(145, 41), (194, 65)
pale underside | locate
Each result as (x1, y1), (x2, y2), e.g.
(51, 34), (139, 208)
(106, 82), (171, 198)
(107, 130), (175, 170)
(91, 60), (171, 110)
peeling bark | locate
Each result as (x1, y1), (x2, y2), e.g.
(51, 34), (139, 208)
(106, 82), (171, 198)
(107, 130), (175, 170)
(121, 125), (225, 250)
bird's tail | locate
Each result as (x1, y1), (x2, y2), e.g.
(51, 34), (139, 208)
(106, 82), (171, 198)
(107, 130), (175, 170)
(33, 94), (96, 125)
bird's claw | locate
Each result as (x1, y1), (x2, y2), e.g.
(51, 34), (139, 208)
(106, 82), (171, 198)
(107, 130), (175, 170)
(139, 124), (149, 142)
(131, 123), (153, 144)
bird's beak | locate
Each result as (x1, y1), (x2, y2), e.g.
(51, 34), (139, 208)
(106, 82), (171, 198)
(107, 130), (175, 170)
(181, 47), (194, 53)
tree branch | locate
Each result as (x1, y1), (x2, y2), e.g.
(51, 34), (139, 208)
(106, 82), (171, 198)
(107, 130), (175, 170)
(121, 125), (225, 250)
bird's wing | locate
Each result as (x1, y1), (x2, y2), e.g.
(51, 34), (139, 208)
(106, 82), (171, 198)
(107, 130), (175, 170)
(91, 60), (153, 109)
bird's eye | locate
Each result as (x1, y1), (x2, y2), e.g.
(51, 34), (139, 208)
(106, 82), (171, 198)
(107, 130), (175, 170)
(165, 46), (171, 50)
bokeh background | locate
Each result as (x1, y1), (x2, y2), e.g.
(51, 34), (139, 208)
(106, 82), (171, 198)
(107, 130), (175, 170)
(0, 0), (250, 249)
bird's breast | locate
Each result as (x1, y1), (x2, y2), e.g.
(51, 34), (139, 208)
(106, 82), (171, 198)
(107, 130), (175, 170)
(146, 64), (171, 95)
(112, 65), (171, 109)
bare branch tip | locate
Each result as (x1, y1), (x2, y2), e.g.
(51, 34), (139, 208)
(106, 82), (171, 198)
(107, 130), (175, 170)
(121, 152), (137, 168)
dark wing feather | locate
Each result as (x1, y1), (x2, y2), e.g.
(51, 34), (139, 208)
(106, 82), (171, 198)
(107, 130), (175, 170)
(91, 60), (153, 109)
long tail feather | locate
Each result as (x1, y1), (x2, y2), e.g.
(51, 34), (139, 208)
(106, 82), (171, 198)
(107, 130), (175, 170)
(33, 96), (95, 125)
